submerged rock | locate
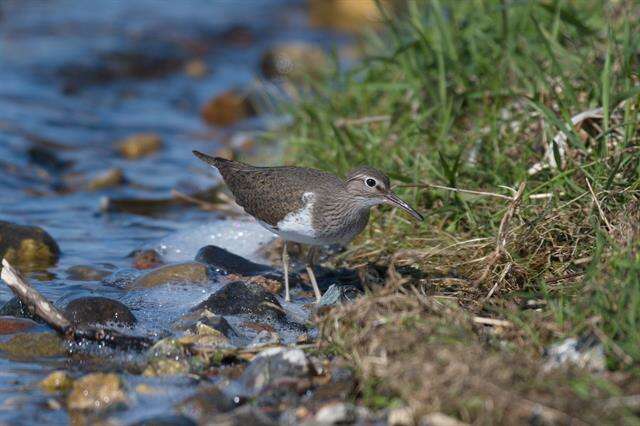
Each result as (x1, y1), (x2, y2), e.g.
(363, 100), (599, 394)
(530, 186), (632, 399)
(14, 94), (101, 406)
(239, 347), (312, 396)
(131, 262), (212, 289)
(67, 373), (127, 411)
(131, 249), (164, 270)
(64, 297), (137, 327)
(260, 42), (328, 81)
(130, 414), (196, 426)
(177, 385), (238, 421)
(0, 316), (39, 335)
(40, 371), (74, 393)
(117, 133), (163, 159)
(0, 298), (42, 322)
(201, 89), (256, 127)
(66, 264), (114, 281)
(0, 332), (66, 359)
(195, 245), (274, 276)
(192, 281), (286, 322)
(87, 168), (126, 191)
(27, 146), (72, 172)
(0, 220), (60, 267)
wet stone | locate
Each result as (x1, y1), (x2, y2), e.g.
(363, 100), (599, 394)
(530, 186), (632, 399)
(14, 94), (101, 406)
(0, 220), (60, 267)
(130, 414), (196, 426)
(87, 168), (126, 191)
(0, 332), (66, 360)
(192, 281), (286, 322)
(189, 314), (238, 339)
(64, 297), (136, 327)
(201, 405), (276, 426)
(177, 385), (239, 421)
(27, 146), (72, 172)
(195, 245), (274, 277)
(201, 89), (256, 127)
(260, 42), (328, 81)
(131, 249), (164, 270)
(117, 133), (163, 159)
(67, 373), (127, 411)
(66, 264), (114, 281)
(0, 298), (41, 322)
(40, 371), (74, 393)
(239, 348), (312, 397)
(131, 262), (212, 289)
(0, 316), (39, 335)
(318, 284), (361, 307)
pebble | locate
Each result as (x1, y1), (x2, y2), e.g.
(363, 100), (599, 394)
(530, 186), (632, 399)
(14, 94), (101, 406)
(64, 296), (137, 327)
(131, 262), (211, 289)
(40, 371), (74, 393)
(87, 168), (126, 191)
(67, 373), (127, 411)
(201, 89), (256, 127)
(117, 133), (163, 159)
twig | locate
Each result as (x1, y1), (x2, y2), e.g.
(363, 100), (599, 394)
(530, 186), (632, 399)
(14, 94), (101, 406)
(1, 259), (153, 351)
(474, 182), (526, 285)
(585, 178), (614, 233)
(472, 316), (513, 327)
(334, 115), (391, 128)
(398, 182), (514, 200)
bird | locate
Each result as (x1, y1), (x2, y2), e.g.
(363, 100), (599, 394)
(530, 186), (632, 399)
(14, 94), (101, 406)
(192, 150), (423, 302)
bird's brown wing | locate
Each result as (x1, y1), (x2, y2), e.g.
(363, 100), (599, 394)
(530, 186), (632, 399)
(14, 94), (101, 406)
(193, 151), (344, 226)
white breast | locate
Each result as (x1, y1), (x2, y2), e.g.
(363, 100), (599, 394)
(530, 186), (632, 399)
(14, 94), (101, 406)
(258, 192), (323, 245)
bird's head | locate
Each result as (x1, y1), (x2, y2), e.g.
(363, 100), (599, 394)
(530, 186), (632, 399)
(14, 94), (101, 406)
(345, 166), (423, 221)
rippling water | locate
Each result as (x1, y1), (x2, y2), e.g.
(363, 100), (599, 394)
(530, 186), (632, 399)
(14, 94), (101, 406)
(0, 1), (345, 423)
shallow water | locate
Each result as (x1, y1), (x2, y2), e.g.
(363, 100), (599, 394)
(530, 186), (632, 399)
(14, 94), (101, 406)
(0, 1), (346, 423)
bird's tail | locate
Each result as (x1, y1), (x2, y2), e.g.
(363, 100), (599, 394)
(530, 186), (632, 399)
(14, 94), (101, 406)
(192, 150), (231, 170)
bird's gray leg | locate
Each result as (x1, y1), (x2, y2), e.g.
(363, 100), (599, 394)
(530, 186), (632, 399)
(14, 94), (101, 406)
(282, 240), (290, 302)
(306, 246), (322, 302)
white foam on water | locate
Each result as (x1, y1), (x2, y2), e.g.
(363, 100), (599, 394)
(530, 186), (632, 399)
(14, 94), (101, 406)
(156, 219), (276, 263)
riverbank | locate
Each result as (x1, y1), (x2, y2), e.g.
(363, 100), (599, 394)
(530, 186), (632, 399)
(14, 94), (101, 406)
(281, 1), (640, 423)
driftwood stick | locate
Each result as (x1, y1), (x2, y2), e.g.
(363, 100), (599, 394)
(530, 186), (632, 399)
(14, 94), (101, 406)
(1, 258), (153, 350)
(1, 258), (70, 332)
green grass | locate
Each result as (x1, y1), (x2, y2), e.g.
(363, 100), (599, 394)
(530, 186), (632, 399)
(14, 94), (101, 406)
(276, 0), (640, 423)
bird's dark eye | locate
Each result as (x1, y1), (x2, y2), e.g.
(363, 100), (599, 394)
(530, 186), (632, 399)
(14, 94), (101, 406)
(365, 178), (377, 188)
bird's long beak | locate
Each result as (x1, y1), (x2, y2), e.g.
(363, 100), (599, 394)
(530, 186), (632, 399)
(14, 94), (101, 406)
(384, 192), (424, 221)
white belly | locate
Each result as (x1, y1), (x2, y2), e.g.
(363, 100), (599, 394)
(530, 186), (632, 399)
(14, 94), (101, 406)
(258, 192), (332, 246)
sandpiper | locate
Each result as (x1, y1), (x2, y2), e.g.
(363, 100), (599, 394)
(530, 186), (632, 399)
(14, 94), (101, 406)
(193, 151), (423, 302)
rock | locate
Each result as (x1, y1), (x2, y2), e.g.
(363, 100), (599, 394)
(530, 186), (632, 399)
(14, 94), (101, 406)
(117, 133), (163, 159)
(131, 262), (211, 289)
(309, 0), (385, 32)
(192, 281), (286, 322)
(66, 264), (113, 281)
(27, 146), (72, 172)
(177, 385), (238, 421)
(260, 42), (329, 81)
(174, 310), (238, 339)
(239, 347), (311, 396)
(143, 359), (190, 377)
(388, 406), (415, 426)
(195, 245), (273, 276)
(131, 249), (164, 270)
(0, 332), (65, 359)
(199, 405), (275, 426)
(87, 168), (126, 191)
(311, 364), (357, 403)
(247, 330), (280, 348)
(64, 297), (137, 327)
(0, 220), (60, 267)
(184, 59), (208, 78)
(0, 297), (41, 322)
(130, 414), (197, 426)
(318, 284), (361, 307)
(314, 402), (357, 424)
(40, 371), (74, 393)
(67, 373), (127, 411)
(419, 413), (468, 426)
(544, 335), (606, 372)
(0, 316), (39, 335)
(201, 89), (256, 127)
